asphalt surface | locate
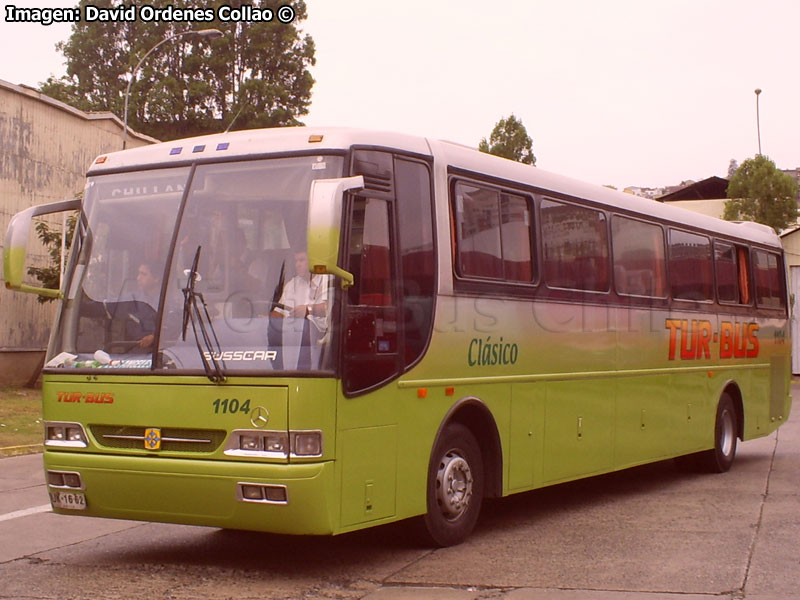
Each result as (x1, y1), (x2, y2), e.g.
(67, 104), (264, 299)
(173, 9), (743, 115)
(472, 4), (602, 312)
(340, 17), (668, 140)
(1, 385), (798, 599)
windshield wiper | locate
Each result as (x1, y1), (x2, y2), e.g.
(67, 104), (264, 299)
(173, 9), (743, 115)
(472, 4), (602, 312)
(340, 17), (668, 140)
(182, 245), (226, 383)
(270, 259), (287, 313)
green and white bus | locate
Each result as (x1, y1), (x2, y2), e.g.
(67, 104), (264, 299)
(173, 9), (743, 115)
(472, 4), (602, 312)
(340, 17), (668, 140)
(4, 127), (792, 546)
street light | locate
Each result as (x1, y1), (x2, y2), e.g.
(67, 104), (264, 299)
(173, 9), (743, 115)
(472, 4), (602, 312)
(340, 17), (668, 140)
(754, 88), (762, 156)
(122, 28), (223, 149)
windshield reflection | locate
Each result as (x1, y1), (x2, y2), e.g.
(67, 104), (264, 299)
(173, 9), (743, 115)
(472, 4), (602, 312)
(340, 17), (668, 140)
(48, 155), (344, 375)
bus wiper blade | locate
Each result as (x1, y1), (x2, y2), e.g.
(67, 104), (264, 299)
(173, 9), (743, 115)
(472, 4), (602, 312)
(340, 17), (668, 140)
(270, 260), (286, 312)
(182, 245), (226, 383)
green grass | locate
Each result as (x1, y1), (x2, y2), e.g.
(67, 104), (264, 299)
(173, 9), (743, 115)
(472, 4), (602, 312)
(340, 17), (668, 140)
(0, 387), (43, 449)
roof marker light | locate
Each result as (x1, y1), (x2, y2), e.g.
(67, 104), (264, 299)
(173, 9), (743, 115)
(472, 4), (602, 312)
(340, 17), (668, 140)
(170, 147), (182, 155)
(216, 142), (229, 151)
(95, 156), (107, 164)
(308, 134), (323, 143)
(192, 145), (205, 153)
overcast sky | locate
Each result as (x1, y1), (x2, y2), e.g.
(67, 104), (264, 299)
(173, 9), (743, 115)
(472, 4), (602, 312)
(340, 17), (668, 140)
(2, 0), (798, 189)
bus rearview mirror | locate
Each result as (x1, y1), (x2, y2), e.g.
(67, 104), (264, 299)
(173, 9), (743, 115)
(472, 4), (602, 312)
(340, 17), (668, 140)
(4, 198), (81, 298)
(307, 175), (364, 288)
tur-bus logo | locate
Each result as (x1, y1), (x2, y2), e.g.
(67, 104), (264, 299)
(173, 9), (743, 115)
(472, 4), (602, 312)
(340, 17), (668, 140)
(665, 319), (759, 360)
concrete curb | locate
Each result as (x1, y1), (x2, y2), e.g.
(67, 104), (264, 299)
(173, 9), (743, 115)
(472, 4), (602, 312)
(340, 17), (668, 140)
(0, 444), (43, 458)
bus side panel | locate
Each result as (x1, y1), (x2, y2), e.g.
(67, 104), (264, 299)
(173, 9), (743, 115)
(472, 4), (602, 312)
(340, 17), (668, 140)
(508, 382), (545, 491)
(742, 315), (791, 440)
(541, 379), (615, 484)
(614, 373), (673, 468)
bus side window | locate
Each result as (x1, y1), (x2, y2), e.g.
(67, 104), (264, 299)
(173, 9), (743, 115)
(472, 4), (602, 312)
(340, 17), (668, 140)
(715, 242), (752, 305)
(753, 249), (785, 309)
(669, 229), (713, 302)
(611, 215), (666, 298)
(395, 158), (435, 369)
(452, 181), (534, 283)
(541, 198), (609, 292)
(715, 242), (739, 303)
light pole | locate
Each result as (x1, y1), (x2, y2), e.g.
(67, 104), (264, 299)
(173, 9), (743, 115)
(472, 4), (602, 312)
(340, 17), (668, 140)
(754, 88), (762, 156)
(122, 28), (223, 149)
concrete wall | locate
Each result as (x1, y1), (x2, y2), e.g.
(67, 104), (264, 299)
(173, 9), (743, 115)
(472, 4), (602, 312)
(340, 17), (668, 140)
(0, 79), (156, 385)
(662, 198), (726, 220)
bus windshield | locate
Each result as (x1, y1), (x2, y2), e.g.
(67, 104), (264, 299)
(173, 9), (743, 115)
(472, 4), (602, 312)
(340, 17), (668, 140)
(49, 155), (345, 375)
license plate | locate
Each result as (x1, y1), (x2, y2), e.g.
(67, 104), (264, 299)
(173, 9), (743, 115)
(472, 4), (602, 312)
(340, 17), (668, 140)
(49, 491), (87, 511)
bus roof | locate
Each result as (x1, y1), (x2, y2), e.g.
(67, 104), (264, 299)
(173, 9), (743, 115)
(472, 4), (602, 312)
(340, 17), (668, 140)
(88, 126), (781, 250)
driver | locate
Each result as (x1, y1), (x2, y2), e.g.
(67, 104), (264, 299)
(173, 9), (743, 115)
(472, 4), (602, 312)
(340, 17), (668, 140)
(270, 251), (330, 334)
(127, 262), (161, 349)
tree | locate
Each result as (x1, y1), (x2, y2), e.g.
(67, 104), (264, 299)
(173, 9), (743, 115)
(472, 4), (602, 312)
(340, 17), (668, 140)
(40, 0), (315, 140)
(723, 155), (799, 232)
(478, 114), (536, 165)
(27, 212), (78, 303)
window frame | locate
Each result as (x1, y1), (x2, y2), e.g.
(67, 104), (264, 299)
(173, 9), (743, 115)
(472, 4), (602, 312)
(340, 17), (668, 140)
(667, 227), (714, 304)
(713, 239), (755, 307)
(610, 214), (668, 300)
(449, 176), (537, 291)
(539, 196), (611, 294)
(752, 248), (787, 311)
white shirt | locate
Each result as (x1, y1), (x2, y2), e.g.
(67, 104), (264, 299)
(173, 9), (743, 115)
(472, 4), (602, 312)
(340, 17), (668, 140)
(278, 274), (331, 332)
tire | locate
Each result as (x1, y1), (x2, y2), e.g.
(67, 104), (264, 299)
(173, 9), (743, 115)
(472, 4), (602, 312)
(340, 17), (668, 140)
(421, 423), (484, 547)
(697, 393), (739, 473)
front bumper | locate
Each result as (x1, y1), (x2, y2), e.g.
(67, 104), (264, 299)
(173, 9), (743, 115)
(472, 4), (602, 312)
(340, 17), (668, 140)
(44, 450), (338, 535)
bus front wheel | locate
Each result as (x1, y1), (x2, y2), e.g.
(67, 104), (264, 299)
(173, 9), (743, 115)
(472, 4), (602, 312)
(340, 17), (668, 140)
(422, 423), (484, 547)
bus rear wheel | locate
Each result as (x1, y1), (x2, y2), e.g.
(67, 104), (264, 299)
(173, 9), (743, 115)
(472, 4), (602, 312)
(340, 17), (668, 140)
(422, 423), (484, 547)
(698, 393), (738, 473)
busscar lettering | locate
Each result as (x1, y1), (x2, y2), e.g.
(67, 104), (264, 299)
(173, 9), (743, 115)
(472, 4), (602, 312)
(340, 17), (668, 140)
(666, 319), (759, 360)
(203, 349), (278, 362)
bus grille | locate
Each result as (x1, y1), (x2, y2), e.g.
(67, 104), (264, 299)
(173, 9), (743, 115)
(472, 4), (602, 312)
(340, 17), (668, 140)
(90, 425), (227, 453)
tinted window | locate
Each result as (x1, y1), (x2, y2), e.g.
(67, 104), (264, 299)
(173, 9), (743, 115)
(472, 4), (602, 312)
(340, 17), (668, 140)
(348, 198), (393, 307)
(715, 242), (738, 303)
(669, 229), (712, 301)
(453, 181), (533, 282)
(541, 198), (609, 291)
(396, 159), (435, 368)
(714, 242), (754, 305)
(753, 249), (784, 309)
(611, 216), (666, 297)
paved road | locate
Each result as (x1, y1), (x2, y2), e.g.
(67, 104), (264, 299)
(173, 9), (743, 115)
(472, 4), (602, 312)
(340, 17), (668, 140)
(1, 387), (799, 600)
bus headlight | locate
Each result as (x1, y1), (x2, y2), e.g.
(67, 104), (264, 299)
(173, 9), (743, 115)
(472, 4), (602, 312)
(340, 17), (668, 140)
(239, 433), (261, 451)
(264, 433), (288, 454)
(45, 422), (88, 448)
(225, 430), (322, 458)
(292, 431), (323, 457)
(226, 430), (289, 457)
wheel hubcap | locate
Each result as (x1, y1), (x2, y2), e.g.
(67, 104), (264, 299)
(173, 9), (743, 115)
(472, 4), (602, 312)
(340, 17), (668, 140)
(720, 409), (735, 457)
(435, 450), (473, 520)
